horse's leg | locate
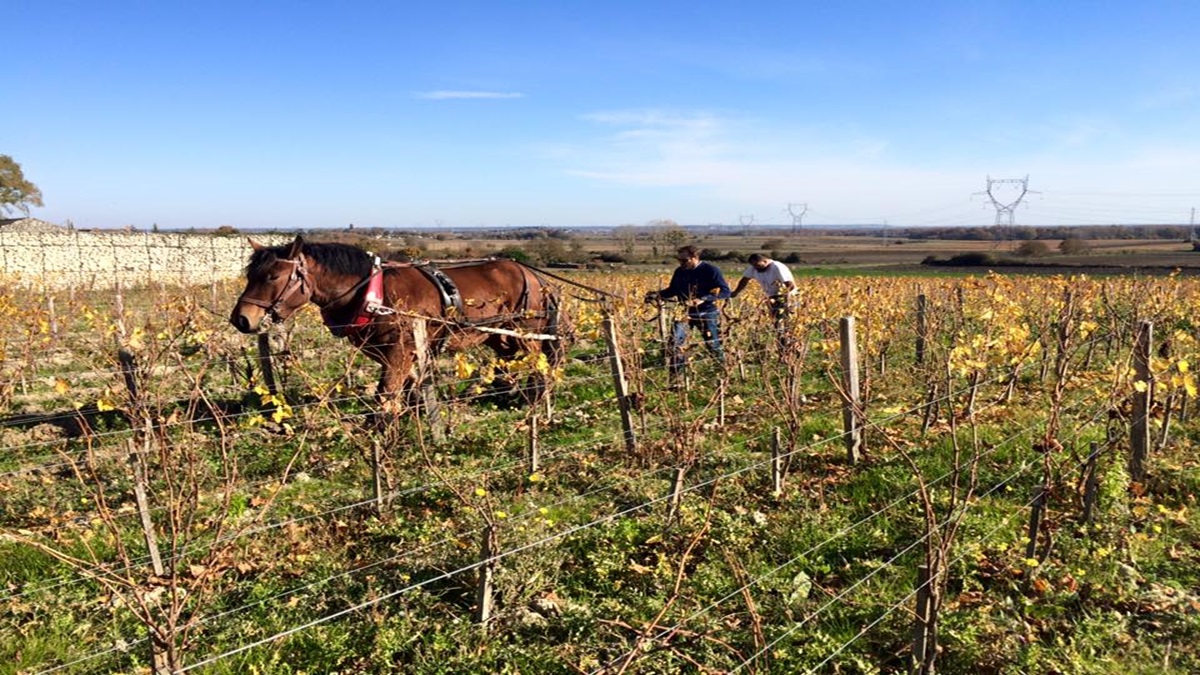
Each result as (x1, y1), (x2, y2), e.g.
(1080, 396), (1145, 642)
(375, 334), (417, 415)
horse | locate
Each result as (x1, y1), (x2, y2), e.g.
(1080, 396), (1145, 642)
(229, 236), (563, 405)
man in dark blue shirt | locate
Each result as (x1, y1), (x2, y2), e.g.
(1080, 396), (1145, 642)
(644, 245), (731, 379)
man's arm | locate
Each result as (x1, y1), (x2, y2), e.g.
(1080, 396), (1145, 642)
(730, 275), (752, 299)
(648, 268), (687, 302)
(701, 264), (731, 302)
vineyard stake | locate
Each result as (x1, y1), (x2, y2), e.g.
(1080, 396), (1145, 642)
(1026, 484), (1046, 560)
(911, 563), (936, 675)
(114, 279), (127, 340)
(413, 319), (446, 443)
(1130, 320), (1152, 483)
(718, 379), (726, 427)
(256, 333), (277, 396)
(771, 427), (784, 496)
(528, 413), (540, 474)
(839, 316), (863, 464)
(47, 294), (58, 339)
(915, 293), (927, 365)
(128, 438), (165, 577)
(920, 383), (939, 436)
(118, 348), (143, 418)
(474, 524), (497, 629)
(602, 314), (637, 453)
(1082, 441), (1100, 523)
(668, 466), (687, 520)
(372, 441), (388, 515)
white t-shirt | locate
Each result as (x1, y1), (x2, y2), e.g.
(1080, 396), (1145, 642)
(741, 260), (795, 297)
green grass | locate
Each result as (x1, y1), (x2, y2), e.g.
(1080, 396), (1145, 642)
(3, 276), (1200, 674)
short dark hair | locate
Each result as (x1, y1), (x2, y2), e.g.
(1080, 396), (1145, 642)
(747, 253), (767, 264)
(676, 245), (700, 259)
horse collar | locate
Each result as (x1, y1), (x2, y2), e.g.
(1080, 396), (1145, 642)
(322, 255), (394, 337)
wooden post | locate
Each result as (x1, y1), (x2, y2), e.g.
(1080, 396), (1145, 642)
(915, 293), (927, 366)
(656, 302), (670, 361)
(717, 380), (726, 427)
(474, 524), (497, 629)
(1082, 441), (1100, 523)
(839, 316), (863, 464)
(256, 333), (277, 395)
(920, 383), (938, 435)
(668, 466), (687, 519)
(412, 319), (446, 443)
(118, 348), (141, 406)
(114, 279), (127, 340)
(372, 441), (389, 515)
(528, 413), (540, 474)
(47, 295), (58, 339)
(771, 427), (784, 496)
(1026, 485), (1046, 560)
(911, 564), (936, 675)
(602, 314), (637, 453)
(1130, 321), (1152, 483)
(129, 439), (165, 577)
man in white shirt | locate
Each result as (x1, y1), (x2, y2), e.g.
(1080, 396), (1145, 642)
(730, 253), (796, 347)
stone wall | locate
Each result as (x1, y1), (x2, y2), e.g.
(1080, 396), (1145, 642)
(0, 231), (292, 289)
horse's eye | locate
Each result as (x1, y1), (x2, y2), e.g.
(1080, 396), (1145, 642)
(267, 274), (281, 282)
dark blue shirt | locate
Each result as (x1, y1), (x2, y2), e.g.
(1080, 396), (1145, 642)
(658, 261), (731, 314)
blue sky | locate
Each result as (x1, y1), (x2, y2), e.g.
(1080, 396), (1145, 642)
(5, 1), (1200, 230)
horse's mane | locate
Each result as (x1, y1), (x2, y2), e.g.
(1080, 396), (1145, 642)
(247, 241), (374, 278)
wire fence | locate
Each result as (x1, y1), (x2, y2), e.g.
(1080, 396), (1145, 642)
(1, 269), (1190, 673)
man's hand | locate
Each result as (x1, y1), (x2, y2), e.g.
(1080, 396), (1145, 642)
(686, 298), (703, 307)
(644, 291), (661, 304)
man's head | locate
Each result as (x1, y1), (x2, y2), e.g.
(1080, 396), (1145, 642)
(676, 245), (701, 269)
(748, 253), (772, 271)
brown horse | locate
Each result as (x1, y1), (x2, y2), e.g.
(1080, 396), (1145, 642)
(229, 236), (563, 402)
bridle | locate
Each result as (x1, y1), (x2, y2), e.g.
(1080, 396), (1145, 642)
(236, 254), (311, 326)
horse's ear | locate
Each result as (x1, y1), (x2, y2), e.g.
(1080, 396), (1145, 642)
(248, 237), (265, 251)
(287, 235), (304, 259)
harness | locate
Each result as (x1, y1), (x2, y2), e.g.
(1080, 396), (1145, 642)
(413, 264), (465, 317)
(320, 256), (474, 337)
(247, 250), (571, 339)
(236, 255), (311, 326)
(321, 255), (395, 337)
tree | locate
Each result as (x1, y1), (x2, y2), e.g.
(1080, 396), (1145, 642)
(0, 155), (44, 216)
(613, 224), (639, 257)
(648, 219), (688, 256)
(1015, 240), (1049, 257)
(1058, 237), (1090, 255)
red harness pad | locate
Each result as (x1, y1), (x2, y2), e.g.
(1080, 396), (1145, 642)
(323, 270), (385, 336)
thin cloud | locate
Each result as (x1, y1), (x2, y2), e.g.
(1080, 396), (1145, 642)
(414, 90), (524, 100)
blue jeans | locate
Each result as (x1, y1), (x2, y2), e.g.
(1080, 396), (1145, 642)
(670, 310), (723, 377)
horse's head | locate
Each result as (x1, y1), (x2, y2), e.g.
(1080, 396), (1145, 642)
(229, 235), (312, 333)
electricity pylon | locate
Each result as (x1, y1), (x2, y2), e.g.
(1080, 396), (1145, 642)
(974, 176), (1039, 236)
(787, 202), (808, 234)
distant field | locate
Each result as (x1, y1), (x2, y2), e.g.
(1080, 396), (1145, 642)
(404, 232), (1200, 272)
